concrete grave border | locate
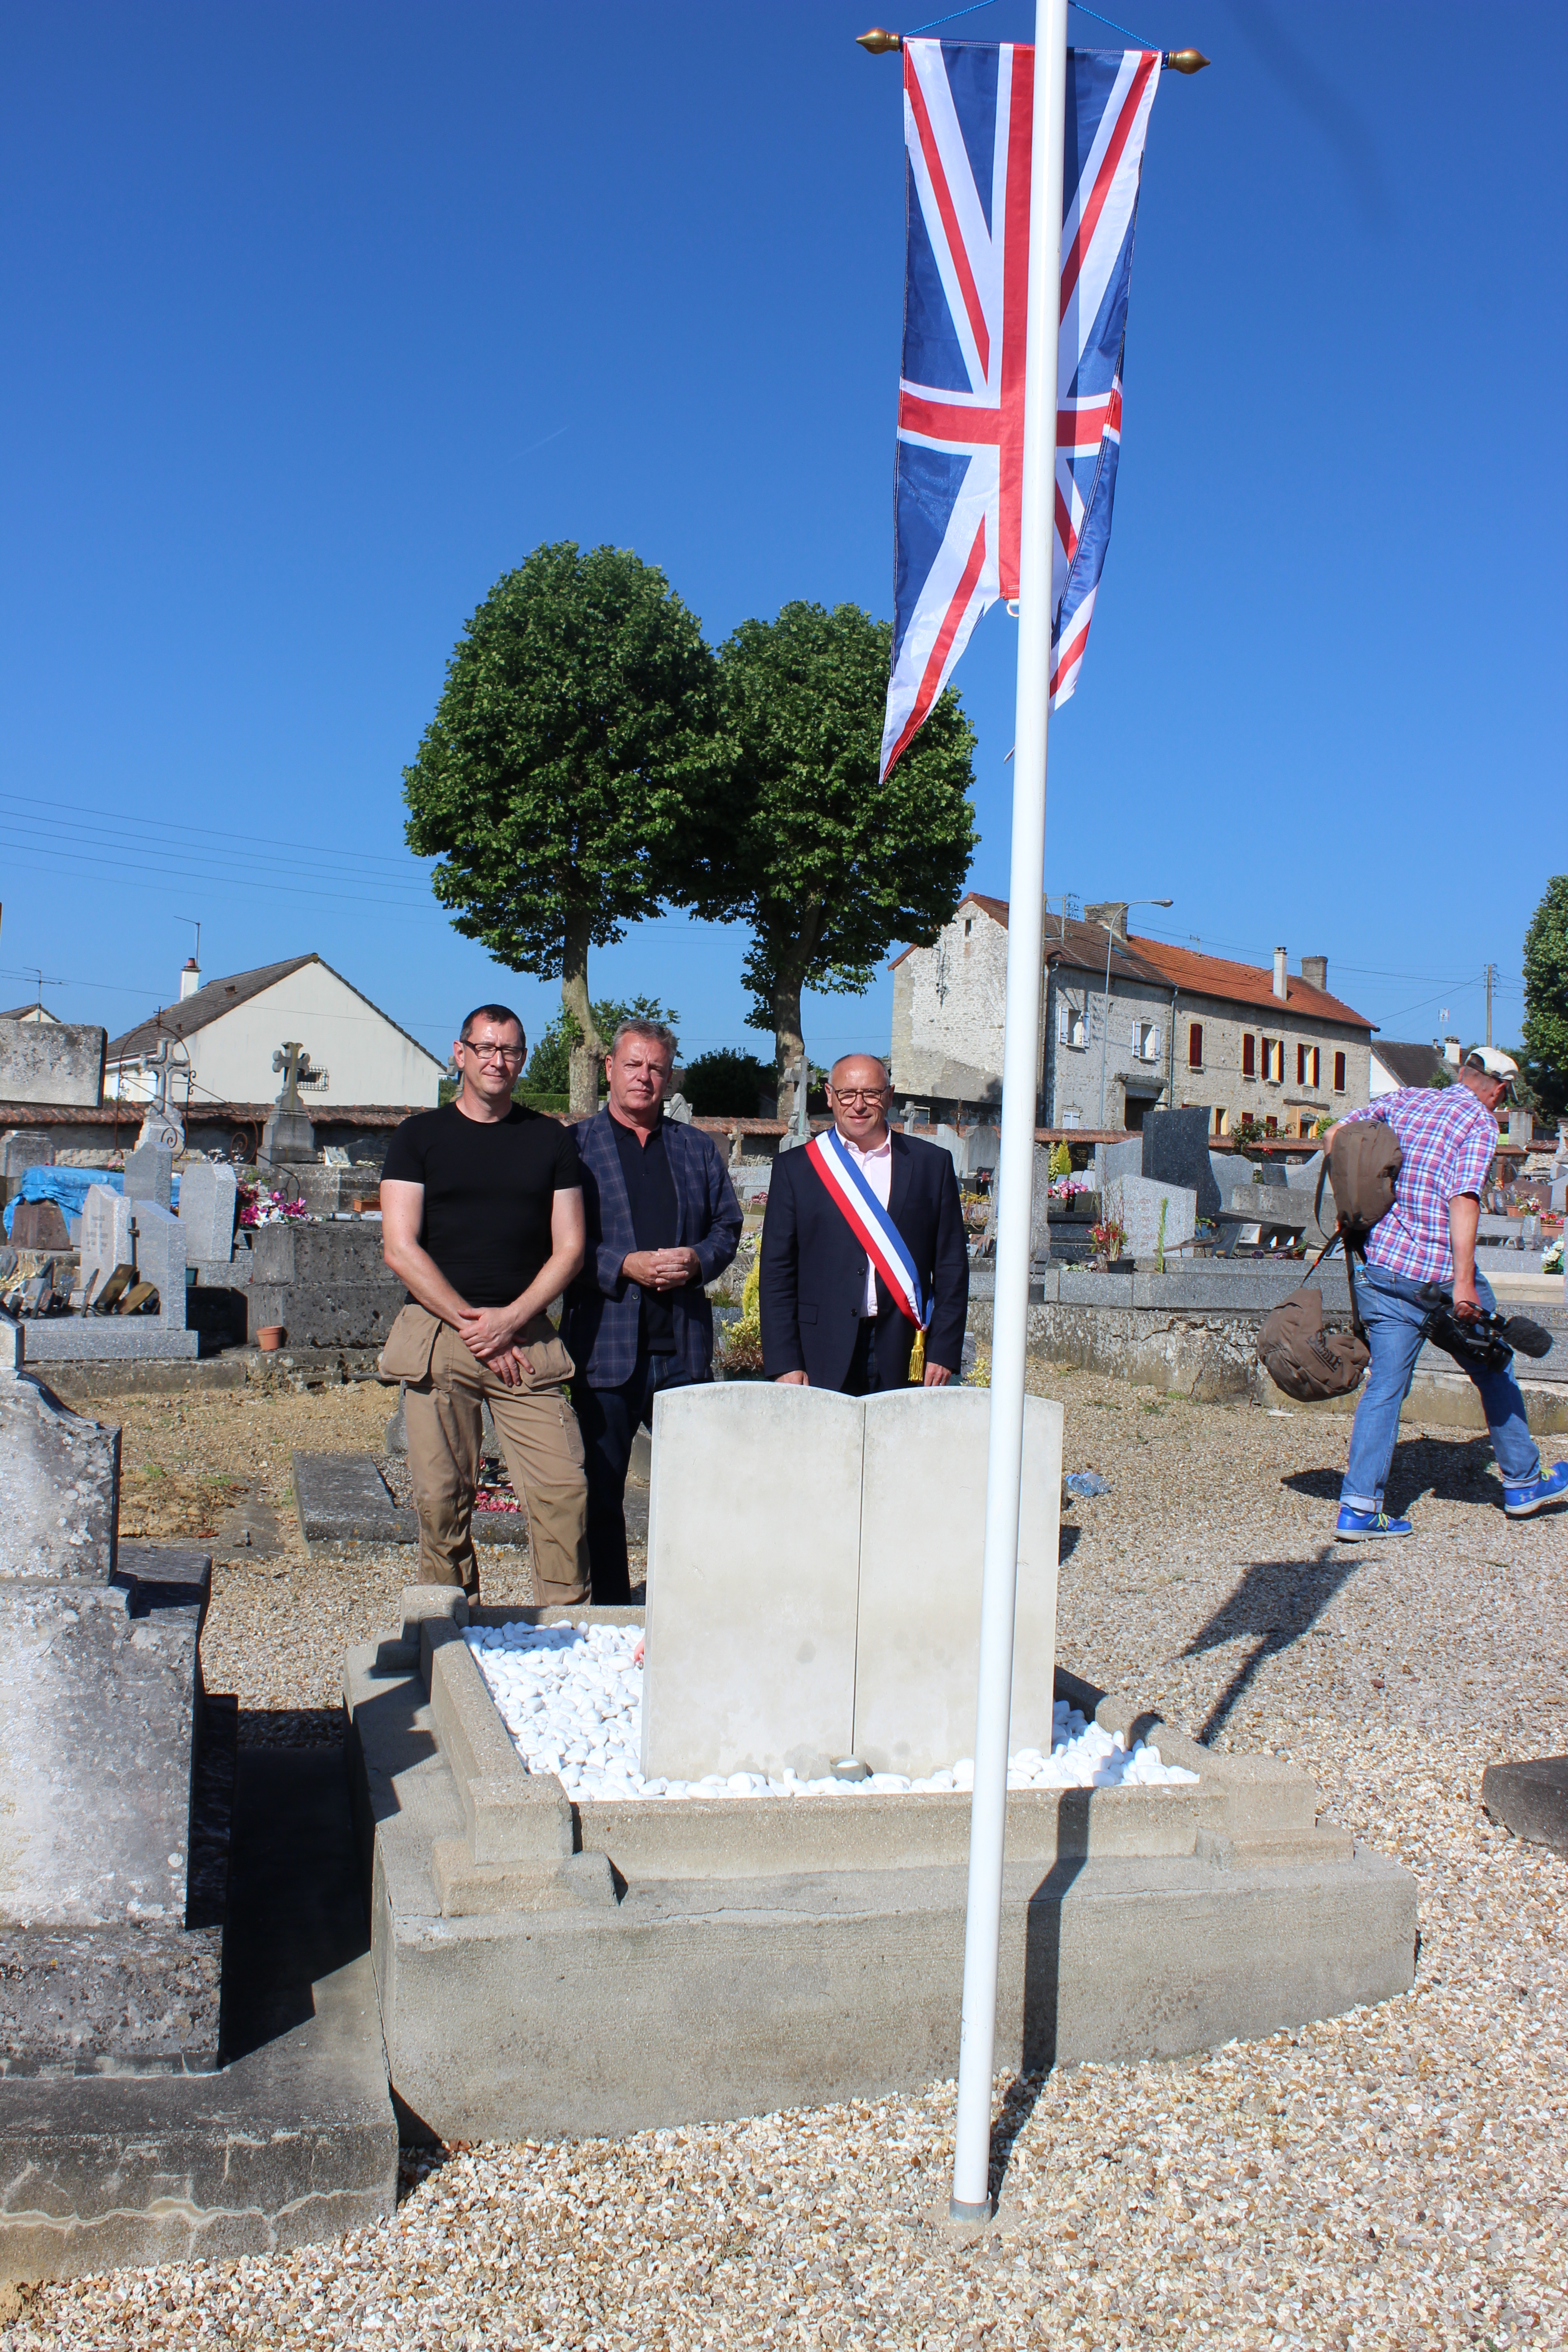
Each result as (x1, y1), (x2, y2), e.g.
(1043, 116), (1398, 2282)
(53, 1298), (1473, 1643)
(346, 1591), (1418, 2143)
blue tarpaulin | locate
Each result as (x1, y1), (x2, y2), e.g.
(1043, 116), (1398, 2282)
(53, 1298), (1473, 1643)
(2, 1164), (180, 1239)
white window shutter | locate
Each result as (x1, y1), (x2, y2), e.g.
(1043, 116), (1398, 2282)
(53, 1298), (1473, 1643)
(1147, 1024), (1161, 1062)
(1058, 1001), (1070, 1043)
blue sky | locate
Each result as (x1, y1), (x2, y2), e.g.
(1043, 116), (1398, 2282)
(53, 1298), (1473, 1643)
(3, 0), (1564, 1076)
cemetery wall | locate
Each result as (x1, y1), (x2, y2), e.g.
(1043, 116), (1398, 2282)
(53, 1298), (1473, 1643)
(965, 1280), (1568, 1427)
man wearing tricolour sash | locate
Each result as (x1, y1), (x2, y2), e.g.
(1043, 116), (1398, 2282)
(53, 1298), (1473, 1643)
(758, 1054), (968, 1395)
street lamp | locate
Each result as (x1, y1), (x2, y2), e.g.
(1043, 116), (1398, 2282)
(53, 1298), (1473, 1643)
(1096, 898), (1174, 1131)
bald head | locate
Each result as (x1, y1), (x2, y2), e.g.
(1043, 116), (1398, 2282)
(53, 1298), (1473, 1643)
(825, 1054), (892, 1148)
(829, 1054), (889, 1090)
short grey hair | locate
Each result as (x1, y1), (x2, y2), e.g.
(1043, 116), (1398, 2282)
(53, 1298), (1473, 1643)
(609, 1017), (678, 1063)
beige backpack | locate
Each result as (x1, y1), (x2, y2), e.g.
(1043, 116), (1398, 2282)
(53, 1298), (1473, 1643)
(1258, 1119), (1400, 1402)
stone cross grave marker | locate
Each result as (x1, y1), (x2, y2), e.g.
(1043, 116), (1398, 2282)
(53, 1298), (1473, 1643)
(641, 1382), (1062, 1784)
(262, 1040), (318, 1164)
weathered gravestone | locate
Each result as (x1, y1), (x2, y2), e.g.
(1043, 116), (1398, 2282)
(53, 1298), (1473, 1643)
(962, 1122), (1000, 1179)
(0, 1313), (221, 2065)
(1104, 1172), (1197, 1262)
(980, 1142), (1055, 1264)
(178, 1159), (238, 1266)
(1094, 1134), (1142, 1198)
(640, 1383), (1062, 1783)
(0, 1313), (398, 2277)
(932, 1123), (965, 1181)
(128, 1199), (188, 1327)
(1142, 1106), (1221, 1220)
(0, 1020), (106, 1107)
(123, 1141), (174, 1210)
(0, 1132), (52, 1196)
(77, 1182), (134, 1306)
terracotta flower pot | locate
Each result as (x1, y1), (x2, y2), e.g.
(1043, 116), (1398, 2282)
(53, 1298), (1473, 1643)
(258, 1325), (285, 1352)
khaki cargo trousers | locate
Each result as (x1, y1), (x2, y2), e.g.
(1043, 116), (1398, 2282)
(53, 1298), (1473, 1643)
(379, 1303), (589, 1608)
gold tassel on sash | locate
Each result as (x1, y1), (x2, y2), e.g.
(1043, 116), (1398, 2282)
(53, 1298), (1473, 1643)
(908, 1324), (926, 1382)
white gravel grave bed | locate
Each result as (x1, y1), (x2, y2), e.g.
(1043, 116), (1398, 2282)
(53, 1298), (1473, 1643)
(465, 1620), (1198, 1800)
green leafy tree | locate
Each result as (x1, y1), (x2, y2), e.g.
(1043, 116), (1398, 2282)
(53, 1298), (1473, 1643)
(521, 996), (680, 1102)
(693, 602), (977, 1122)
(682, 1048), (775, 1117)
(403, 544), (719, 1115)
(1522, 875), (1568, 1122)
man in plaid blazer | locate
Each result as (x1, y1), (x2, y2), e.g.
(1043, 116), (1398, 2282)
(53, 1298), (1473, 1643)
(563, 1018), (742, 1602)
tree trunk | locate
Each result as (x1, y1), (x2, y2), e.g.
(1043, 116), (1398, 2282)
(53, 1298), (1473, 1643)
(770, 907), (822, 1130)
(562, 910), (603, 1120)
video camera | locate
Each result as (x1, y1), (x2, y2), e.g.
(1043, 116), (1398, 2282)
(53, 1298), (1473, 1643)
(1420, 1293), (1554, 1374)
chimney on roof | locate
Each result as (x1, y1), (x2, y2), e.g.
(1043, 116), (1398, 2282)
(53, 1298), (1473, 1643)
(1084, 901), (1128, 943)
(1443, 1035), (1461, 1065)
(1272, 946), (1288, 1001)
(179, 957), (201, 1001)
(1300, 955), (1327, 993)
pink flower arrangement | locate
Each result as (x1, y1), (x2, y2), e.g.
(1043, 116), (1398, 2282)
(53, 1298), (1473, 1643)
(238, 1185), (311, 1229)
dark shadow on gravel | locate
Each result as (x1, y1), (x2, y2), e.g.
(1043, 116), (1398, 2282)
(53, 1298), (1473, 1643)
(237, 1705), (346, 1748)
(1184, 1553), (1361, 1743)
(1283, 1434), (1498, 1515)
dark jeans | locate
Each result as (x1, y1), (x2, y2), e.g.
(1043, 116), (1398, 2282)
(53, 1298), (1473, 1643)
(575, 1352), (692, 1604)
(843, 1318), (881, 1397)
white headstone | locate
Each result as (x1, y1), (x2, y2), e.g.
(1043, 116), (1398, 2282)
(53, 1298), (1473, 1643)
(852, 1388), (1060, 1776)
(641, 1383), (1063, 1784)
(78, 1184), (135, 1306)
(1104, 1173), (1197, 1261)
(641, 1386), (863, 1782)
(177, 1161), (238, 1264)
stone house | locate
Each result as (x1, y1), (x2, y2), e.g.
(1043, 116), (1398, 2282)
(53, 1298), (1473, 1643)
(891, 894), (1375, 1136)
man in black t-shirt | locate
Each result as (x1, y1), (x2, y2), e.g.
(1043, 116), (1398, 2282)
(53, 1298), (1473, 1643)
(379, 1004), (590, 1607)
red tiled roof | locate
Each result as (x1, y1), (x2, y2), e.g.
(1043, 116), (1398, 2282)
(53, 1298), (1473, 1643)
(889, 894), (1374, 1029)
(1123, 935), (1372, 1029)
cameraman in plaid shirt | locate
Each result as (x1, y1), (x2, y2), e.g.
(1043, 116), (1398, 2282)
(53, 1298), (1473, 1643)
(1328, 1048), (1568, 1539)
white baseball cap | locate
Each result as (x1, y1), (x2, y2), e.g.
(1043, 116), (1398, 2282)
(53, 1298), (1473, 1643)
(1462, 1045), (1521, 1099)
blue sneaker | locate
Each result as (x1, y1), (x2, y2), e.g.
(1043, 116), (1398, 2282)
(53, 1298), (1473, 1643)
(1502, 1460), (1568, 1518)
(1335, 1505), (1413, 1542)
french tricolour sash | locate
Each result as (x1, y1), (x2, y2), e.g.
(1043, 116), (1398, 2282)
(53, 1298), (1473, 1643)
(806, 1130), (929, 1331)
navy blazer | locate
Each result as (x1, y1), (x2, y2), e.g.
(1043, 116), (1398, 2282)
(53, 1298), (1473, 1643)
(758, 1131), (969, 1391)
(563, 1112), (742, 1390)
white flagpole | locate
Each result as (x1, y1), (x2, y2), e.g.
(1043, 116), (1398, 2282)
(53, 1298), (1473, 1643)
(949, 0), (1069, 2224)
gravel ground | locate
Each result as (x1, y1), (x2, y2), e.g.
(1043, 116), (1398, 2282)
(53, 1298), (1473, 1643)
(7, 1366), (1566, 2349)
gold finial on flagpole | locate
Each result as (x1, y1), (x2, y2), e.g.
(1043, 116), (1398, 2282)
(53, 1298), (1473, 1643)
(856, 27), (903, 52)
(1163, 48), (1210, 72)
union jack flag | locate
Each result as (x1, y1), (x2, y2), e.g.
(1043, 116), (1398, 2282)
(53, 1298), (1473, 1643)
(879, 40), (1161, 780)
